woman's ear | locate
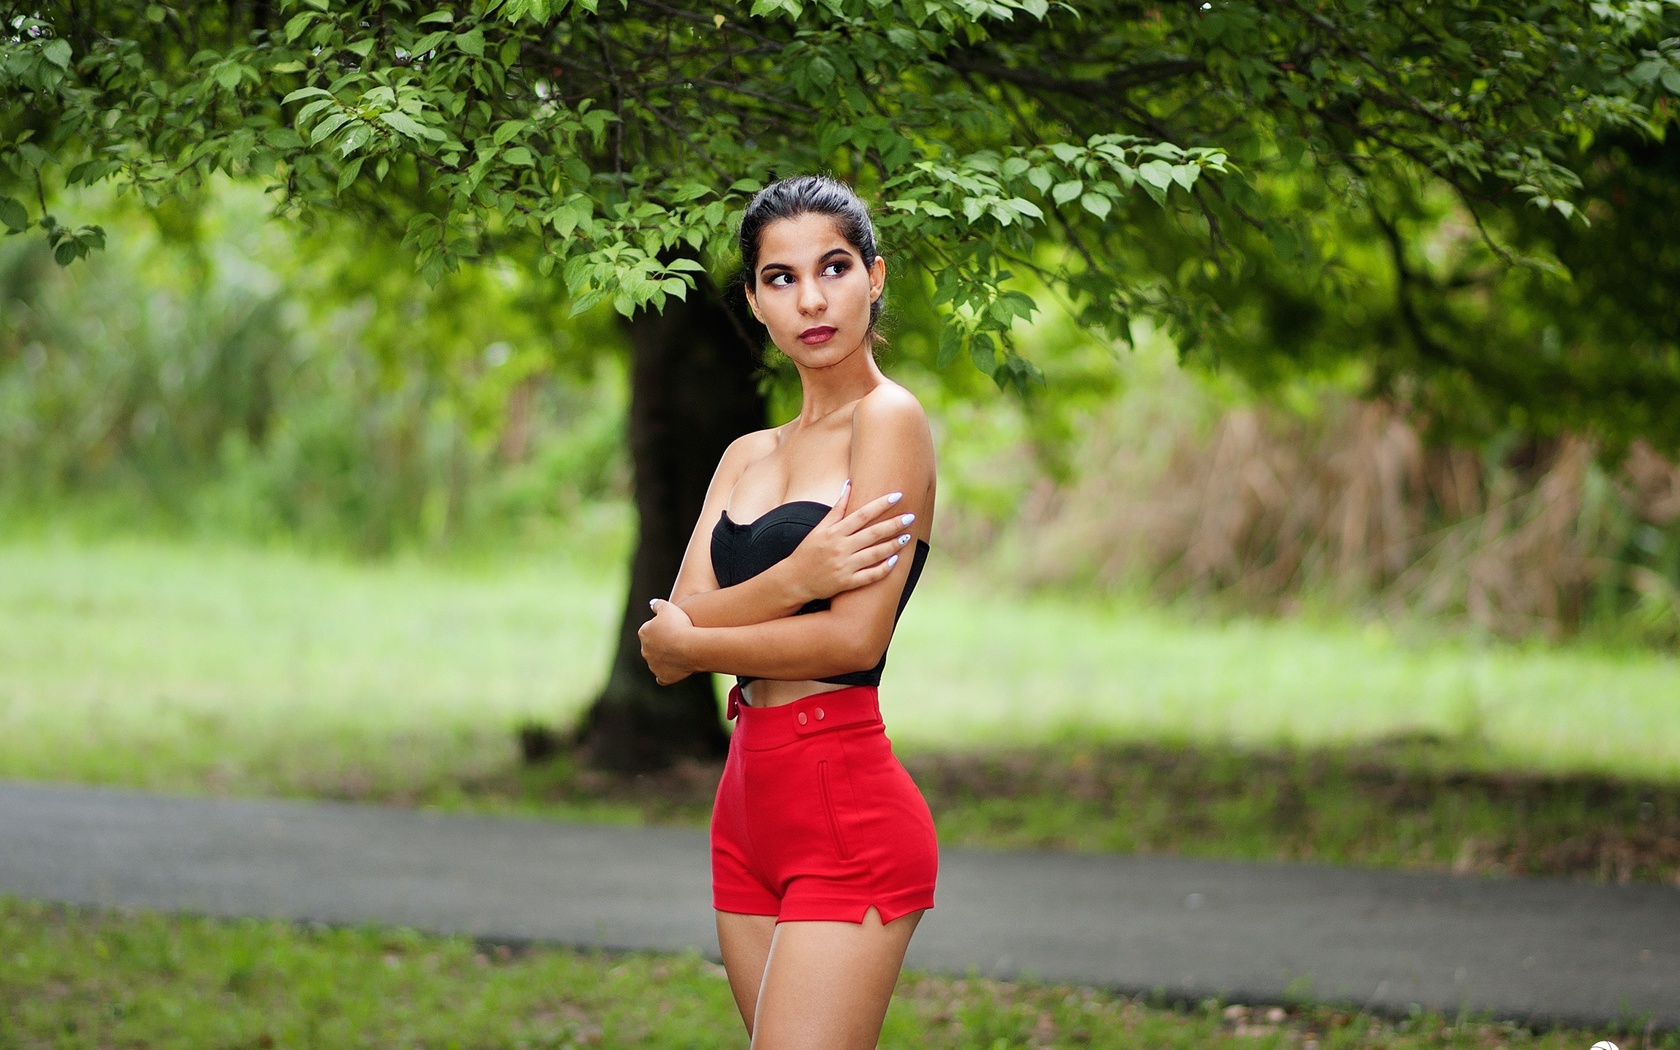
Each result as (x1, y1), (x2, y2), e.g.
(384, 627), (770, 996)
(868, 255), (886, 302)
(744, 285), (764, 323)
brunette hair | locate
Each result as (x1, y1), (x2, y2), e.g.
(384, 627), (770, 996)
(738, 175), (883, 330)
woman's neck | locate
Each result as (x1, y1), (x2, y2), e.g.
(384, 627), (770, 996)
(792, 342), (884, 425)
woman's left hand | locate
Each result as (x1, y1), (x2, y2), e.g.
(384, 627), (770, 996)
(639, 598), (698, 685)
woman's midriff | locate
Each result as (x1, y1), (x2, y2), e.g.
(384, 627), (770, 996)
(743, 679), (852, 708)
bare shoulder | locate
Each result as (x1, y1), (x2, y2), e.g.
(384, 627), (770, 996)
(717, 427), (780, 473)
(852, 381), (931, 445)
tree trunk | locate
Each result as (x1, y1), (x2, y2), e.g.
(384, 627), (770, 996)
(574, 278), (765, 772)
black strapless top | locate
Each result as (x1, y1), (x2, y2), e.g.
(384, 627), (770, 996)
(710, 500), (929, 688)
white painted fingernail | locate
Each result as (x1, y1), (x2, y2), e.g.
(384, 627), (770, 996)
(887, 492), (903, 504)
(898, 534), (910, 546)
(887, 554), (899, 568)
(900, 513), (915, 525)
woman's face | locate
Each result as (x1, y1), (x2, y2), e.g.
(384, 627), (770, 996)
(745, 212), (885, 368)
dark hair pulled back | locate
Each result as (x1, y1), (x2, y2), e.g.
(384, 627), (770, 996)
(738, 175), (883, 329)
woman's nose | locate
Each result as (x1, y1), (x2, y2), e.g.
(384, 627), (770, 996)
(797, 277), (826, 315)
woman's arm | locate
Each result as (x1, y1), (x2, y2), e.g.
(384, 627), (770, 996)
(642, 386), (935, 682)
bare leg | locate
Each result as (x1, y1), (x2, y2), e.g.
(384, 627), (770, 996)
(750, 908), (924, 1050)
(717, 911), (777, 1034)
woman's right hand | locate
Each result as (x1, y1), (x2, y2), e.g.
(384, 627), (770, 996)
(786, 481), (917, 604)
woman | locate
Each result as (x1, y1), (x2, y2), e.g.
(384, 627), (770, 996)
(638, 175), (938, 1050)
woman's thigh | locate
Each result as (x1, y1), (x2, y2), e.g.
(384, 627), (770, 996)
(717, 911), (777, 1032)
(750, 907), (924, 1050)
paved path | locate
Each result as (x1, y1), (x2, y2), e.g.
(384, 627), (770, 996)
(2, 781), (1675, 1028)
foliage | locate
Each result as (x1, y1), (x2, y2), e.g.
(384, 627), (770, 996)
(1154, 138), (1680, 455)
(2, 0), (1673, 420)
(0, 186), (627, 553)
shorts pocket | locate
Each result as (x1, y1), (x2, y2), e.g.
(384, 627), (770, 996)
(817, 760), (852, 860)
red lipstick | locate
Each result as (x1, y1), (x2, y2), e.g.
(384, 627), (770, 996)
(799, 326), (837, 345)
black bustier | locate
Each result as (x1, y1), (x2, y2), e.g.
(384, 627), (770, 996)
(709, 500), (929, 688)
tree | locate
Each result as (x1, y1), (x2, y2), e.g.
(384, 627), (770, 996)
(3, 0), (1673, 768)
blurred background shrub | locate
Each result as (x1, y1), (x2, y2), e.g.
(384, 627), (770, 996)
(0, 184), (628, 555)
(937, 335), (1680, 645)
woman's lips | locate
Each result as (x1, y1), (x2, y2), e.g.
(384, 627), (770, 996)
(799, 326), (837, 345)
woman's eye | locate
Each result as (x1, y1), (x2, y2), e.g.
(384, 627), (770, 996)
(822, 262), (849, 277)
(767, 273), (793, 287)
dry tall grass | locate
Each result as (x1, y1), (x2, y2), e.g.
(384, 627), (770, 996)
(969, 390), (1680, 640)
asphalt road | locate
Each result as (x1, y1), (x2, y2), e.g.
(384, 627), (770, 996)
(1, 781), (1674, 1028)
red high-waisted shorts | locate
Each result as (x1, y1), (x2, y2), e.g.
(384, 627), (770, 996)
(711, 684), (938, 924)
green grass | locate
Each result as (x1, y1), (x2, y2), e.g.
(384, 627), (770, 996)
(886, 587), (1680, 777)
(3, 536), (1678, 883)
(2, 899), (1661, 1050)
(4, 535), (1676, 782)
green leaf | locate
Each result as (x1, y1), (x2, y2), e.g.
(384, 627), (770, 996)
(282, 86), (332, 104)
(457, 29), (486, 57)
(337, 157), (364, 192)
(807, 56), (836, 88)
(1051, 180), (1083, 206)
(0, 197), (28, 233)
(1026, 166), (1053, 194)
(41, 39), (72, 71)
(418, 10), (455, 24)
(263, 127), (305, 149)
(146, 5), (167, 23)
(818, 124), (851, 156)
(378, 110), (446, 141)
(1081, 192), (1112, 220)
(502, 146), (534, 166)
(566, 288), (604, 317)
(310, 112), (352, 145)
(1137, 160), (1174, 191)
(937, 323), (962, 369)
(1008, 198), (1043, 221)
(283, 12), (316, 42)
(492, 120), (527, 146)
(1663, 67), (1680, 95)
(53, 240), (79, 266)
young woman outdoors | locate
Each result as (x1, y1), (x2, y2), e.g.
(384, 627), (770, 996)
(637, 175), (939, 1050)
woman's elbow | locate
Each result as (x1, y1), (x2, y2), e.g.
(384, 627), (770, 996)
(825, 628), (890, 677)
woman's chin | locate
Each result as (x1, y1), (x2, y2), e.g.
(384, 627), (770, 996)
(781, 334), (863, 368)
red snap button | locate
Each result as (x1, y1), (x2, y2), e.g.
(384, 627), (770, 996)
(816, 708), (825, 720)
(797, 712), (808, 725)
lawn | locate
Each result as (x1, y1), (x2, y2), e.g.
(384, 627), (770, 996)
(1, 899), (1659, 1050)
(3, 536), (1677, 882)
